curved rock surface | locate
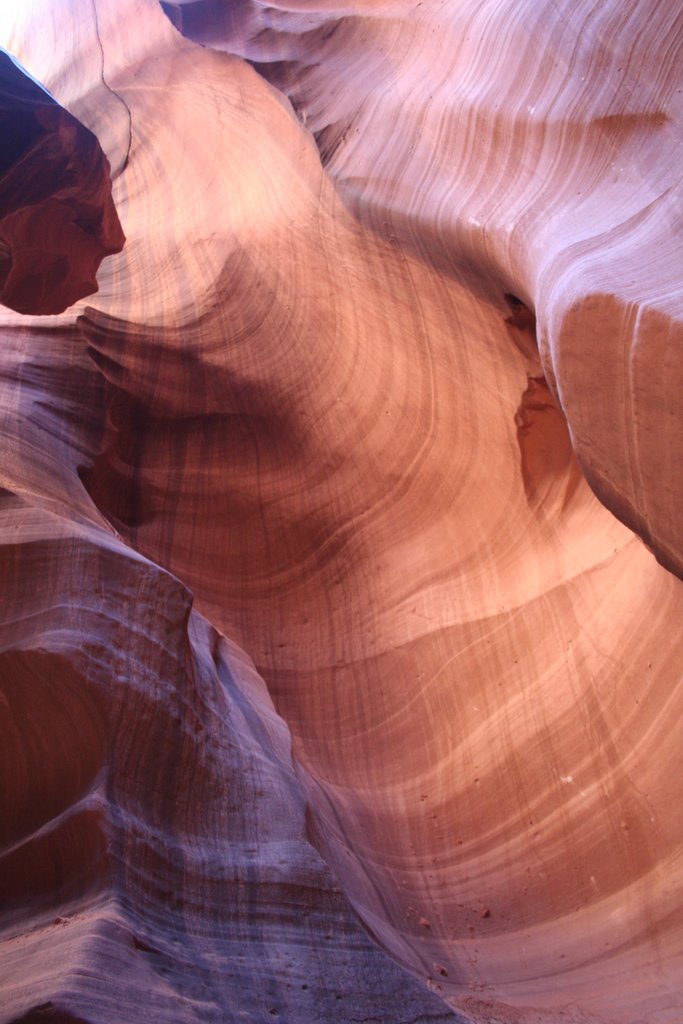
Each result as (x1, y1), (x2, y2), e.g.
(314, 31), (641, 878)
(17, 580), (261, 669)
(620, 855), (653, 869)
(1, 1), (682, 1023)
(0, 328), (458, 1023)
(165, 0), (683, 579)
(0, 49), (124, 315)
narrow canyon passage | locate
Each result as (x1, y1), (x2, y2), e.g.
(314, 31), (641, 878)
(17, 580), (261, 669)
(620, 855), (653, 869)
(1, 1), (682, 1022)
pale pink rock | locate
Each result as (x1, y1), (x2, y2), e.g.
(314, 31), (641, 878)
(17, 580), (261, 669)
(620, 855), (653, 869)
(1, 2), (682, 1023)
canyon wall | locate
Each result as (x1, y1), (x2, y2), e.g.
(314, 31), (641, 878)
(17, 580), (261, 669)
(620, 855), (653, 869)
(1, 1), (682, 1022)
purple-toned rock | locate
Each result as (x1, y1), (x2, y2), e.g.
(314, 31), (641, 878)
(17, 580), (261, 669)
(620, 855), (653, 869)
(0, 50), (124, 315)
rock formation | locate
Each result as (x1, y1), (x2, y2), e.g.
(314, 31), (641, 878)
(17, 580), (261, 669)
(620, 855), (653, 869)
(0, 1), (682, 1022)
(0, 49), (124, 315)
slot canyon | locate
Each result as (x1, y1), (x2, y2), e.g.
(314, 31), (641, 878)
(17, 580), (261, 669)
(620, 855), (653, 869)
(0, 1), (682, 1021)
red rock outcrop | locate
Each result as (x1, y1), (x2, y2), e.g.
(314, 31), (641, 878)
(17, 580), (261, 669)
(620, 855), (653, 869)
(1, 1), (682, 1023)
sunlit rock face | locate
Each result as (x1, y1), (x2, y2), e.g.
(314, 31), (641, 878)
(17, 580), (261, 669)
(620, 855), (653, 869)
(0, 50), (124, 314)
(1, 1), (682, 1023)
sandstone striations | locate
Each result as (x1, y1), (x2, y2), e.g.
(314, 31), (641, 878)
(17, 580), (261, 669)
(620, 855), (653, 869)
(0, 1), (682, 1023)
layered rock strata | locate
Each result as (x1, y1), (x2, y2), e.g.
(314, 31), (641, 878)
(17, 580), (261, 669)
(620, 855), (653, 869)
(1, 1), (682, 1022)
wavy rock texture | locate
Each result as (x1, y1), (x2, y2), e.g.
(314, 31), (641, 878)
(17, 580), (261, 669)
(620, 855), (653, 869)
(1, 1), (682, 1023)
(0, 49), (124, 315)
(0, 329), (458, 1023)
